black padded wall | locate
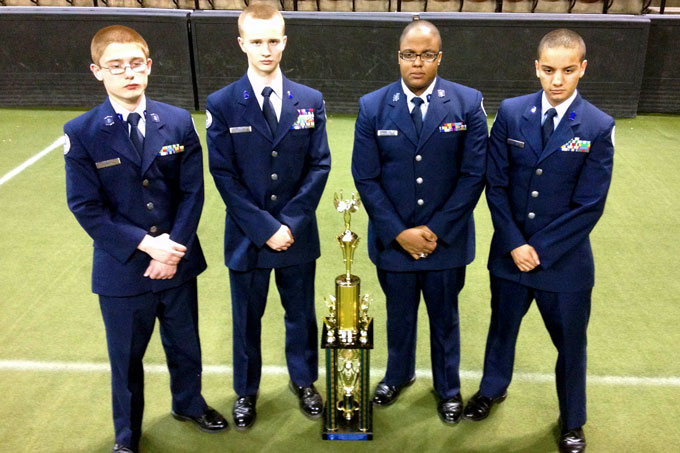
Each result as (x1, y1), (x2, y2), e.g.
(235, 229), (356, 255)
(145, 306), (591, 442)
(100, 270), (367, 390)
(2, 8), (676, 117)
(423, 13), (650, 118)
(638, 15), (680, 114)
(0, 7), (195, 110)
(191, 12), (409, 113)
(191, 12), (650, 117)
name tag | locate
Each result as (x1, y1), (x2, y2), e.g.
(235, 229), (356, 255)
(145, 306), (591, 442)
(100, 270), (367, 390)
(229, 126), (252, 134)
(507, 138), (525, 148)
(377, 130), (398, 137)
(95, 158), (121, 169)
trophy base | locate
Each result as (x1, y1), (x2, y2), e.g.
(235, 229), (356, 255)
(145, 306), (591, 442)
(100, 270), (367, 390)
(322, 431), (373, 441)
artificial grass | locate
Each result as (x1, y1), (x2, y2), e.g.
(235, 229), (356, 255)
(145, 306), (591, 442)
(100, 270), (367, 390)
(0, 109), (678, 452)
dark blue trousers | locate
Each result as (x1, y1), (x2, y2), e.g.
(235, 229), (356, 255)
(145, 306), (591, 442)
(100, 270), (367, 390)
(479, 275), (591, 430)
(229, 261), (318, 397)
(99, 278), (206, 450)
(377, 266), (466, 399)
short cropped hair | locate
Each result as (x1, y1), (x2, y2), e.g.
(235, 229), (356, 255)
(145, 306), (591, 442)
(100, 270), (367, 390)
(399, 19), (442, 51)
(537, 29), (586, 62)
(238, 2), (285, 37)
(91, 25), (149, 66)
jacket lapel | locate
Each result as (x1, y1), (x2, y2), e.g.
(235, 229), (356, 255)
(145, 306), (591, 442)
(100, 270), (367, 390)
(418, 80), (448, 147)
(273, 76), (299, 148)
(519, 92), (543, 157)
(388, 83), (418, 147)
(99, 99), (141, 167)
(141, 100), (169, 176)
(236, 76), (272, 141)
(538, 94), (583, 164)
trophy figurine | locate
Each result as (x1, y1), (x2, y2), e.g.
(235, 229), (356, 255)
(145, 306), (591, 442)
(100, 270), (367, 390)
(321, 191), (373, 440)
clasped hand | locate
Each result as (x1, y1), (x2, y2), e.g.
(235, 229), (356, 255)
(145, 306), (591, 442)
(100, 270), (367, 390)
(266, 225), (294, 251)
(144, 260), (177, 280)
(396, 226), (438, 260)
(510, 244), (541, 272)
(138, 233), (186, 265)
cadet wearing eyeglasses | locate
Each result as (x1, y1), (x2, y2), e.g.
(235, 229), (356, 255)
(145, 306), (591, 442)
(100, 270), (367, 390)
(351, 19), (488, 424)
(63, 25), (227, 453)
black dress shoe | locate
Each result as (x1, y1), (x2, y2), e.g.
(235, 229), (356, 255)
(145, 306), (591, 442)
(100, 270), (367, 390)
(289, 381), (323, 419)
(112, 444), (135, 453)
(172, 406), (228, 433)
(462, 391), (507, 421)
(437, 393), (463, 425)
(559, 427), (586, 453)
(372, 376), (416, 407)
(233, 395), (257, 431)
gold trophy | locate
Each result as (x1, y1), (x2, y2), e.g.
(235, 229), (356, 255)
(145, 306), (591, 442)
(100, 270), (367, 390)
(322, 191), (373, 441)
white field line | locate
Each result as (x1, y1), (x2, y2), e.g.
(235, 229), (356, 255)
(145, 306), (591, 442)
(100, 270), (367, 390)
(1, 360), (679, 388)
(0, 136), (64, 186)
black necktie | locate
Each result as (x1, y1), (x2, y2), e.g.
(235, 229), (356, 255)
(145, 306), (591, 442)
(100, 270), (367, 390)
(127, 112), (144, 156)
(262, 86), (278, 136)
(542, 108), (557, 148)
(411, 97), (424, 137)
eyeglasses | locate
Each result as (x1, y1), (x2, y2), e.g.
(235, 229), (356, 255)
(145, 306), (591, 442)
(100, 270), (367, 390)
(98, 61), (148, 75)
(399, 51), (440, 63)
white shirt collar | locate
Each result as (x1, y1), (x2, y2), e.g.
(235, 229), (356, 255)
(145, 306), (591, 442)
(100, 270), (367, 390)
(247, 67), (283, 102)
(401, 77), (437, 108)
(110, 95), (147, 123)
(541, 89), (578, 125)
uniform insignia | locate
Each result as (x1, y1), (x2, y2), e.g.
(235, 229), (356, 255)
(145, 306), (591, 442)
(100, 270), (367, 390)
(63, 134), (71, 155)
(287, 90), (293, 99)
(530, 106), (537, 114)
(377, 130), (398, 137)
(104, 115), (115, 126)
(229, 126), (252, 134)
(95, 158), (121, 169)
(560, 137), (591, 153)
(392, 93), (400, 102)
(437, 89), (445, 98)
(206, 110), (213, 129)
(426, 94), (431, 102)
(150, 113), (160, 123)
(569, 112), (576, 120)
(243, 90), (250, 100)
(116, 113), (123, 121)
(439, 122), (467, 132)
(158, 144), (184, 156)
(291, 109), (315, 129)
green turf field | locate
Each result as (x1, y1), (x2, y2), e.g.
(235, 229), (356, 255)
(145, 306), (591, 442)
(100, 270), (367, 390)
(1, 108), (679, 452)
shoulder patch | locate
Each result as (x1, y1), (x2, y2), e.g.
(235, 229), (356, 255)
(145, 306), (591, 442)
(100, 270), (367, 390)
(63, 134), (71, 155)
(205, 110), (213, 129)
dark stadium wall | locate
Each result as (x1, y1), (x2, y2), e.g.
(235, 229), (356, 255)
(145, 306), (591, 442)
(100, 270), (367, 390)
(1, 7), (678, 117)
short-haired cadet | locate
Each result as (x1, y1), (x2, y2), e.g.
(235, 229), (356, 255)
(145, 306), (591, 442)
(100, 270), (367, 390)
(463, 29), (614, 453)
(206, 4), (331, 430)
(351, 19), (488, 424)
(64, 25), (227, 453)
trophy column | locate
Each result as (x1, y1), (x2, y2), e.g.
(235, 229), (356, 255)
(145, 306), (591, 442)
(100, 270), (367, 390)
(321, 193), (373, 441)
